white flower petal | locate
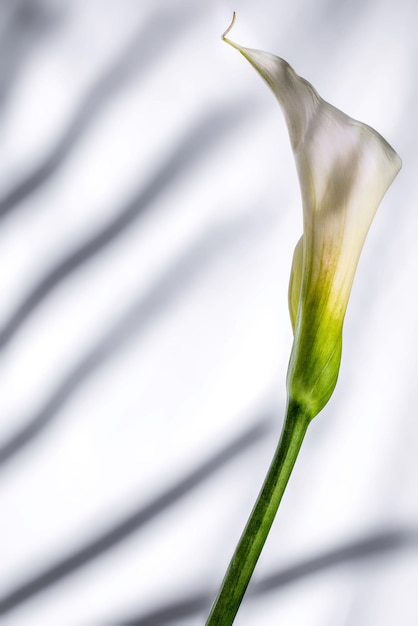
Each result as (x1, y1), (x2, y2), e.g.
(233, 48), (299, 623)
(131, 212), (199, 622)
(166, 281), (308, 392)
(225, 36), (401, 417)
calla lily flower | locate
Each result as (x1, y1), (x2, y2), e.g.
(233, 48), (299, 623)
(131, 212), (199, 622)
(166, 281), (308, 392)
(207, 22), (402, 625)
(223, 27), (401, 419)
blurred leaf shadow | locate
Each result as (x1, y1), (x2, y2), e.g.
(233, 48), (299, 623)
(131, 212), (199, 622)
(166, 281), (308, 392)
(113, 527), (418, 625)
(0, 1), (201, 220)
(0, 0), (64, 105)
(0, 415), (273, 617)
(0, 102), (256, 351)
(0, 202), (271, 468)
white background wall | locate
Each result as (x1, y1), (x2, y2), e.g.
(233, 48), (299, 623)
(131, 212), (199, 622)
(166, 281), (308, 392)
(0, 1), (416, 624)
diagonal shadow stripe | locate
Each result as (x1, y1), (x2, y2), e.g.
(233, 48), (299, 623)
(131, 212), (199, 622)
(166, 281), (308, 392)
(0, 0), (62, 105)
(0, 101), (257, 351)
(0, 207), (272, 468)
(250, 529), (418, 594)
(0, 416), (273, 617)
(0, 2), (201, 220)
(113, 527), (418, 625)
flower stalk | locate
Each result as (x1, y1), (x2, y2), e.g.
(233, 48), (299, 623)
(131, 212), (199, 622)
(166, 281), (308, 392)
(206, 400), (311, 625)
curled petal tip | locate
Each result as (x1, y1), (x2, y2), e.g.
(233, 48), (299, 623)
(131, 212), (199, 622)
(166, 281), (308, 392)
(222, 11), (236, 41)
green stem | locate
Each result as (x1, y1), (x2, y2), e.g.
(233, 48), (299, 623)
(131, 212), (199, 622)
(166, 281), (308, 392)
(206, 399), (311, 625)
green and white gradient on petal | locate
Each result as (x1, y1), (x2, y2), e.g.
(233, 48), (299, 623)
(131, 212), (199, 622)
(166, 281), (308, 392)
(223, 28), (401, 419)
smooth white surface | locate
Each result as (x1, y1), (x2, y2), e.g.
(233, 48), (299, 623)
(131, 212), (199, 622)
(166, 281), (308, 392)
(0, 1), (416, 625)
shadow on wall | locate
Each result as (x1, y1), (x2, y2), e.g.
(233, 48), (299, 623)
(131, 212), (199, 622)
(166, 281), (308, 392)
(0, 103), (259, 468)
(115, 527), (418, 625)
